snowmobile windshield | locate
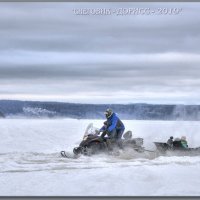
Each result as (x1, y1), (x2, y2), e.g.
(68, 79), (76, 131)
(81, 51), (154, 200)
(83, 123), (99, 139)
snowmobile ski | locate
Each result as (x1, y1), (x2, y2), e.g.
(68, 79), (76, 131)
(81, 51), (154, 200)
(60, 151), (80, 159)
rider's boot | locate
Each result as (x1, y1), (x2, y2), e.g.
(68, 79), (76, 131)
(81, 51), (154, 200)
(106, 139), (113, 152)
(117, 139), (124, 150)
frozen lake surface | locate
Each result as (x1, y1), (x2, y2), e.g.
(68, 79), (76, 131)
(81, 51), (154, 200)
(0, 119), (200, 196)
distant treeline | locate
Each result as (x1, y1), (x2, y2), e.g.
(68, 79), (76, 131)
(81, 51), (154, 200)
(0, 100), (200, 120)
(0, 111), (4, 118)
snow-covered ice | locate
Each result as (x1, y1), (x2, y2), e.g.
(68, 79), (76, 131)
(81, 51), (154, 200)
(0, 118), (200, 196)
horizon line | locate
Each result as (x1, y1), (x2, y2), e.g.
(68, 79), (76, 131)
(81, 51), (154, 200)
(0, 99), (200, 106)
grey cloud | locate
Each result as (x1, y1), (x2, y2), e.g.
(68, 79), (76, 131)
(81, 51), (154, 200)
(0, 3), (200, 54)
(0, 3), (200, 103)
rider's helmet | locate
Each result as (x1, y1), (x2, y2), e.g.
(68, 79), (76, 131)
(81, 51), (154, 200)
(104, 108), (113, 119)
(175, 137), (181, 141)
(170, 136), (173, 140)
(181, 136), (186, 141)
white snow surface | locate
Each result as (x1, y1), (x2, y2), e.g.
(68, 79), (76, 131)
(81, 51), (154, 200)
(0, 119), (200, 196)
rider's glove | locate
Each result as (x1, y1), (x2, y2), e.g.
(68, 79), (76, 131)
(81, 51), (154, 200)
(100, 131), (107, 138)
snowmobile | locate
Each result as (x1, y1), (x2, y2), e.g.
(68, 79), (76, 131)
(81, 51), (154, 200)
(154, 141), (200, 156)
(61, 123), (145, 158)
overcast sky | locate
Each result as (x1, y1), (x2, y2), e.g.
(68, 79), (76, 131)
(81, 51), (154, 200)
(0, 3), (200, 104)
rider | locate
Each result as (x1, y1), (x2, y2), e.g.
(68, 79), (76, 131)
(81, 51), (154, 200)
(167, 136), (174, 148)
(181, 136), (188, 148)
(99, 108), (125, 150)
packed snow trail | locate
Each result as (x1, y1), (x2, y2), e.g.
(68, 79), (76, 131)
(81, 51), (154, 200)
(0, 119), (200, 196)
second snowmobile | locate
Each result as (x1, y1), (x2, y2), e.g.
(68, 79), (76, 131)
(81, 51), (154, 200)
(154, 141), (200, 156)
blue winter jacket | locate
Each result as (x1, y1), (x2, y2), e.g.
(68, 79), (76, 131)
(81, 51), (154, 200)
(100, 113), (125, 132)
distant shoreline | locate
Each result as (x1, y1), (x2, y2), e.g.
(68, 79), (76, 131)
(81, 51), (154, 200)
(0, 99), (200, 121)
